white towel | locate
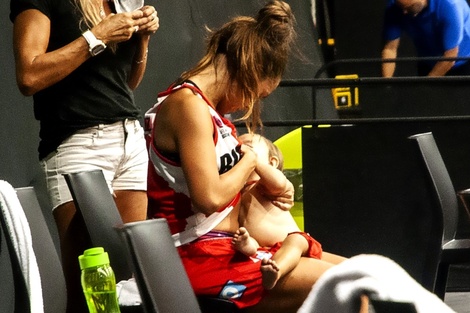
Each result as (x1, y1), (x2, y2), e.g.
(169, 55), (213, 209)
(0, 181), (43, 313)
(117, 278), (142, 306)
(298, 254), (455, 313)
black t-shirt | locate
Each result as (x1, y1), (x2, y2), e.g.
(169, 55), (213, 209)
(10, 0), (142, 159)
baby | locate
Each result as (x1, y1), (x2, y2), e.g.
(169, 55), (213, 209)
(233, 134), (339, 290)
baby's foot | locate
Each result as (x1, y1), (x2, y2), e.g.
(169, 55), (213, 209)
(232, 227), (258, 256)
(261, 258), (281, 290)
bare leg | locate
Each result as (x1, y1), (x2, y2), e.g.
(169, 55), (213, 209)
(53, 201), (91, 313)
(232, 227), (259, 257)
(264, 233), (309, 290)
(244, 257), (336, 313)
(114, 190), (148, 222)
(261, 258), (280, 290)
(322, 251), (347, 265)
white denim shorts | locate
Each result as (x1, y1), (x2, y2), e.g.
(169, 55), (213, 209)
(40, 119), (148, 210)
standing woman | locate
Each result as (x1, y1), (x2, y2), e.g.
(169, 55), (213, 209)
(147, 1), (336, 312)
(10, 0), (159, 311)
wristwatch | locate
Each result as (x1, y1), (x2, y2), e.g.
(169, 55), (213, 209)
(82, 30), (106, 56)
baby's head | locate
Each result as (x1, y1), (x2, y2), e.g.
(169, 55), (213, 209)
(239, 133), (284, 170)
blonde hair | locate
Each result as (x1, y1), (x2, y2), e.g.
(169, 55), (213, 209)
(179, 0), (296, 133)
(74, 0), (117, 51)
(74, 0), (102, 30)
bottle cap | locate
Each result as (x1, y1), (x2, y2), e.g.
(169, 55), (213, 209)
(78, 247), (110, 270)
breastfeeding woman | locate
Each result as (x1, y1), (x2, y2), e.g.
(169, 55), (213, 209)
(147, 1), (337, 312)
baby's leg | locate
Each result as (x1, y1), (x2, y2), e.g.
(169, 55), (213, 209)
(261, 258), (280, 290)
(232, 227), (259, 257)
(264, 233), (309, 290)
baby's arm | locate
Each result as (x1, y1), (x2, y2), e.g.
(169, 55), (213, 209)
(255, 162), (288, 195)
(255, 162), (294, 211)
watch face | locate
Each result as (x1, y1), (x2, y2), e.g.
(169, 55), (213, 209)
(91, 44), (106, 56)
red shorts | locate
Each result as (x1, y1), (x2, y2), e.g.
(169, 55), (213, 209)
(178, 232), (323, 309)
(179, 237), (279, 308)
(275, 231), (323, 259)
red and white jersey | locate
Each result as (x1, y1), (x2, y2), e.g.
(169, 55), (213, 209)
(147, 81), (242, 246)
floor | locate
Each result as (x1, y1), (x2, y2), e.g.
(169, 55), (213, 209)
(445, 292), (470, 313)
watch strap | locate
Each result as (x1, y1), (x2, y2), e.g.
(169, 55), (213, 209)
(82, 30), (106, 56)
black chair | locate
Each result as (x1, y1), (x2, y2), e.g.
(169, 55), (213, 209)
(63, 170), (132, 283)
(64, 169), (238, 313)
(0, 185), (67, 313)
(409, 132), (470, 299)
(116, 219), (202, 313)
(16, 187), (68, 313)
(369, 298), (417, 313)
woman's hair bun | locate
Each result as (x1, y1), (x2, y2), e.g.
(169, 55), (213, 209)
(255, 0), (296, 46)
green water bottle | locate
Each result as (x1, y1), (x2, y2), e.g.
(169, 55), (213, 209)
(79, 247), (121, 313)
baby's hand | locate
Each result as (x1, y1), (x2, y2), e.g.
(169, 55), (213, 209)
(262, 181), (294, 211)
(239, 143), (258, 164)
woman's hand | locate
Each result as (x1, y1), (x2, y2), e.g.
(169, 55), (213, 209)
(125, 6), (159, 89)
(91, 10), (146, 44)
(134, 6), (159, 36)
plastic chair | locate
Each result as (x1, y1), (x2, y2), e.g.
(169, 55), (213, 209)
(63, 170), (132, 283)
(0, 185), (67, 313)
(273, 127), (306, 230)
(115, 219), (202, 313)
(409, 132), (470, 299)
(64, 169), (238, 313)
(16, 187), (67, 313)
(64, 170), (144, 313)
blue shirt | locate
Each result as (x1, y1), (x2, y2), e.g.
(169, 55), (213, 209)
(383, 0), (470, 69)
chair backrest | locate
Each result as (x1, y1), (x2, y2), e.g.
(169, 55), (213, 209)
(409, 132), (459, 244)
(115, 219), (202, 313)
(0, 185), (67, 313)
(369, 298), (418, 313)
(15, 187), (67, 313)
(63, 170), (132, 282)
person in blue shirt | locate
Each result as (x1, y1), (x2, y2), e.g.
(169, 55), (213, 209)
(382, 0), (470, 76)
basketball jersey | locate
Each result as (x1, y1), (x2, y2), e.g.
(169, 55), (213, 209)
(147, 81), (242, 246)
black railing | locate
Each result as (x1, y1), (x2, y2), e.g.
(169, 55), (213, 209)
(274, 56), (470, 119)
(312, 56), (470, 79)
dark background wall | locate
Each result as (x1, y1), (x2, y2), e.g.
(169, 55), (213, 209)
(0, 0), (325, 192)
(3, 0), (470, 293)
(0, 0), (438, 191)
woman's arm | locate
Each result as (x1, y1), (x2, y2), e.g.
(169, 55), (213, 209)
(13, 9), (146, 96)
(156, 90), (257, 215)
(128, 6), (159, 90)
